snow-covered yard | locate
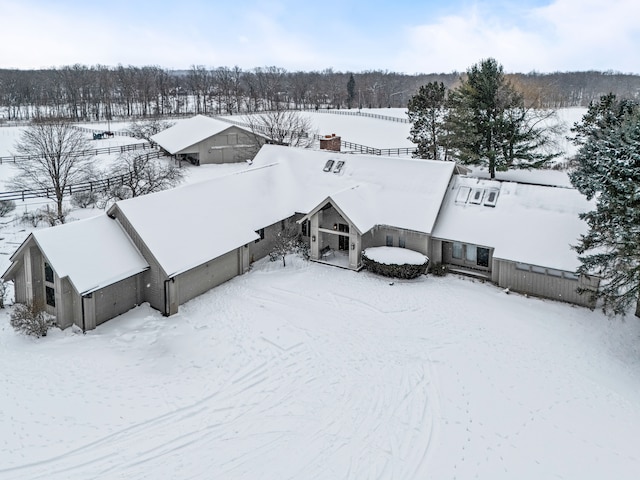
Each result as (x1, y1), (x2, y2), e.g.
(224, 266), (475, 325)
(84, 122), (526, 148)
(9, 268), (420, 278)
(1, 256), (640, 479)
(2, 107), (639, 479)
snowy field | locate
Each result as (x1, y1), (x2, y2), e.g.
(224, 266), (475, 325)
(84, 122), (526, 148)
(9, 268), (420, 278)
(3, 107), (640, 479)
(1, 257), (640, 479)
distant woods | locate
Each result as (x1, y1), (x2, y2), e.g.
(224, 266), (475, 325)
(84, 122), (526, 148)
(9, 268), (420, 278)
(1, 64), (639, 121)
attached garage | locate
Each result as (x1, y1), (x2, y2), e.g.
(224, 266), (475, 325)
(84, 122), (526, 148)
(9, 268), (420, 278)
(176, 249), (241, 305)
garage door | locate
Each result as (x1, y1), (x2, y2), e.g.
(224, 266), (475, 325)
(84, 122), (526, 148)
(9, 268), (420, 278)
(177, 249), (240, 305)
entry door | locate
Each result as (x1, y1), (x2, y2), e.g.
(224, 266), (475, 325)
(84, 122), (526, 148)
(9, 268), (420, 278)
(338, 223), (349, 250)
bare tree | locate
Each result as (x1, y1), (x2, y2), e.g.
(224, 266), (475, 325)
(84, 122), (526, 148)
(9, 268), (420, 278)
(10, 118), (94, 223)
(106, 151), (184, 201)
(125, 118), (174, 141)
(244, 110), (316, 150)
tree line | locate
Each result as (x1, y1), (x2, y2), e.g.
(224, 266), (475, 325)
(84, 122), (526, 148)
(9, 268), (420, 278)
(1, 64), (640, 121)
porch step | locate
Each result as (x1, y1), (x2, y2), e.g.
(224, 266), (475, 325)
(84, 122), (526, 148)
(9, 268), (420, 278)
(447, 267), (491, 280)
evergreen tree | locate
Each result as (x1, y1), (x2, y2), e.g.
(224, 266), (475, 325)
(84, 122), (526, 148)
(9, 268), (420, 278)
(569, 95), (640, 317)
(407, 82), (448, 160)
(446, 58), (560, 178)
(347, 74), (356, 109)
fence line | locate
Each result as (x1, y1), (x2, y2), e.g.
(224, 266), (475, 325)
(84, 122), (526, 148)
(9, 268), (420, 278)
(213, 115), (415, 156)
(0, 141), (156, 165)
(306, 108), (409, 123)
(0, 150), (166, 202)
(70, 125), (132, 137)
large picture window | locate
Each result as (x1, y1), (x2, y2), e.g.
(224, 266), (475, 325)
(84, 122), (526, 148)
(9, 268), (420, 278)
(452, 242), (463, 259)
(477, 247), (490, 267)
(465, 245), (477, 262)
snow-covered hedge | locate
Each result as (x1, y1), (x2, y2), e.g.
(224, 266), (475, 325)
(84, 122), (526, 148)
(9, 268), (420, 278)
(362, 247), (429, 279)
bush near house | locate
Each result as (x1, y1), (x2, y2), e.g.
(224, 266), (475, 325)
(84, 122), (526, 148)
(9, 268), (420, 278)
(362, 250), (429, 279)
(10, 301), (56, 338)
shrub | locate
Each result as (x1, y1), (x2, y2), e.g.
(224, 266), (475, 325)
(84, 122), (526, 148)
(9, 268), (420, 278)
(10, 301), (56, 337)
(71, 190), (99, 208)
(362, 250), (429, 279)
(0, 199), (16, 217)
(430, 262), (449, 277)
(20, 210), (41, 227)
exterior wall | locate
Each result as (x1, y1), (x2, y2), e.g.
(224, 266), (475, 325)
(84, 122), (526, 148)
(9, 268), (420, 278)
(440, 240), (493, 276)
(196, 127), (263, 165)
(111, 209), (167, 312)
(248, 215), (301, 264)
(176, 249), (240, 305)
(364, 226), (431, 258)
(495, 259), (599, 307)
(11, 259), (26, 304)
(93, 274), (145, 326)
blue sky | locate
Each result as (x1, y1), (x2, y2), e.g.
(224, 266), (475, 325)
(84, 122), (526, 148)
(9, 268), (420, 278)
(2, 0), (639, 73)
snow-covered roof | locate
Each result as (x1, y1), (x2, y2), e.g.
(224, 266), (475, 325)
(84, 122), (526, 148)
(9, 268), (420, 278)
(253, 145), (456, 234)
(150, 115), (250, 155)
(32, 215), (149, 295)
(431, 176), (593, 272)
(111, 145), (455, 277)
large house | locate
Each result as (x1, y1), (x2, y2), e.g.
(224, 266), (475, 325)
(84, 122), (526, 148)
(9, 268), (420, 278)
(151, 115), (267, 165)
(2, 145), (598, 331)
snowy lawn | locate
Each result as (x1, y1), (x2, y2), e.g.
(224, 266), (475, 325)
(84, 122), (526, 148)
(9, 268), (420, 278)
(1, 256), (640, 479)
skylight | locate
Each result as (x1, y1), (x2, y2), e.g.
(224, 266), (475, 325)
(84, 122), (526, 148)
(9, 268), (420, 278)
(323, 160), (335, 172)
(333, 160), (345, 173)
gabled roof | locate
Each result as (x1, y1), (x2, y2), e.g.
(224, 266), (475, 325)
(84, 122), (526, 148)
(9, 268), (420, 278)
(109, 145), (456, 277)
(150, 115), (253, 155)
(254, 145), (456, 234)
(431, 176), (593, 272)
(12, 215), (149, 295)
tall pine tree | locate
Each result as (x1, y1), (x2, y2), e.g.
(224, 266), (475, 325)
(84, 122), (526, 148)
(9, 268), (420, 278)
(569, 94), (640, 317)
(446, 58), (559, 178)
(407, 82), (448, 160)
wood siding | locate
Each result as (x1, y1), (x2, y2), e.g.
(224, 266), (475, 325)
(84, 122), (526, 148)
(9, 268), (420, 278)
(196, 127), (263, 164)
(176, 249), (240, 305)
(112, 209), (167, 312)
(495, 259), (599, 307)
(94, 274), (145, 325)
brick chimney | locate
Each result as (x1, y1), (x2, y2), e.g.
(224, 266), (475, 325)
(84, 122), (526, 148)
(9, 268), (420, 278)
(319, 133), (341, 152)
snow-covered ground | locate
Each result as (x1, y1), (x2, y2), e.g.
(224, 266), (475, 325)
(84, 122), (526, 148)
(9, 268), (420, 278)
(3, 107), (639, 479)
(1, 256), (639, 479)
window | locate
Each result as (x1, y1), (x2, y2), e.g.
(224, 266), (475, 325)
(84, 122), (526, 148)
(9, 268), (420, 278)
(547, 269), (562, 277)
(46, 286), (55, 307)
(515, 263), (530, 271)
(333, 160), (345, 173)
(323, 160), (335, 172)
(301, 220), (310, 237)
(386, 235), (393, 247)
(452, 242), (463, 259)
(477, 247), (490, 267)
(564, 272), (579, 281)
(44, 262), (54, 283)
(469, 188), (484, 204)
(465, 245), (477, 262)
(531, 265), (546, 274)
(255, 228), (265, 243)
(483, 189), (499, 207)
(399, 236), (406, 248)
(455, 186), (471, 204)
